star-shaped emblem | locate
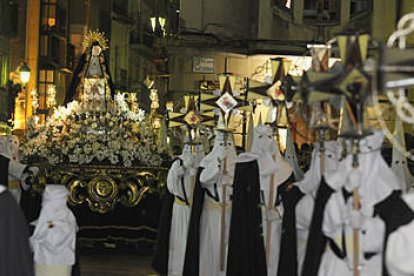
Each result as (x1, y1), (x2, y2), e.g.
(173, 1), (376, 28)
(216, 92), (238, 114)
(184, 110), (202, 127)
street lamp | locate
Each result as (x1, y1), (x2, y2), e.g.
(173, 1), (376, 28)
(19, 62), (31, 85)
(150, 16), (166, 37)
(150, 16), (157, 32)
(158, 17), (166, 29)
(18, 62), (31, 131)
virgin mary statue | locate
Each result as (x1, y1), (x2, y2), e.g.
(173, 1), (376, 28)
(64, 30), (115, 107)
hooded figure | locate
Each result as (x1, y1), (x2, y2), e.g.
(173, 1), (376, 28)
(316, 131), (400, 276)
(0, 181), (34, 276)
(0, 135), (38, 203)
(31, 185), (78, 276)
(152, 143), (205, 276)
(183, 131), (237, 276)
(295, 141), (341, 275)
(250, 125), (293, 275)
(227, 125), (291, 276)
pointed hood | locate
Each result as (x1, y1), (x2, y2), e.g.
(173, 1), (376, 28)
(326, 130), (401, 215)
(200, 131), (237, 168)
(199, 131), (237, 184)
(41, 185), (69, 208)
(179, 144), (194, 168)
(251, 125), (292, 185)
(295, 140), (341, 195)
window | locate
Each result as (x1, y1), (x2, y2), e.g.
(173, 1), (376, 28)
(113, 0), (128, 16)
(0, 53), (9, 87)
(304, 0), (340, 24)
(38, 70), (54, 111)
(350, 0), (371, 18)
(41, 0), (57, 29)
(40, 35), (49, 56)
(274, 0), (293, 10)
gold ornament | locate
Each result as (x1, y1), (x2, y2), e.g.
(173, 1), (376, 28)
(83, 30), (109, 50)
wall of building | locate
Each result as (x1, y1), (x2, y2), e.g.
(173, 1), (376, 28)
(179, 0), (255, 39)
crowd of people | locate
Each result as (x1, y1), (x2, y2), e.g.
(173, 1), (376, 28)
(152, 124), (414, 276)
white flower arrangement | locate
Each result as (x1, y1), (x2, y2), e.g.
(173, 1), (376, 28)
(21, 95), (166, 167)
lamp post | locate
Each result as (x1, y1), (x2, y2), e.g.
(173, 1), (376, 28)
(19, 62), (31, 130)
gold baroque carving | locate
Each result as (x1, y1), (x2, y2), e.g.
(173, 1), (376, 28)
(32, 165), (168, 214)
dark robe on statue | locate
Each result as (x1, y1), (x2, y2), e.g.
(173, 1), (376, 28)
(151, 186), (175, 275)
(64, 50), (115, 105)
(300, 177), (334, 276)
(183, 168), (205, 276)
(276, 173), (304, 276)
(226, 160), (267, 276)
(0, 156), (34, 276)
(374, 190), (414, 276)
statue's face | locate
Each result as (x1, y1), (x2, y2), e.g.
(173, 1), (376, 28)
(91, 45), (102, 56)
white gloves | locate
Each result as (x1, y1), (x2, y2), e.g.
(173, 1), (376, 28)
(266, 208), (281, 221)
(29, 167), (40, 176)
(176, 164), (185, 176)
(346, 169), (362, 191)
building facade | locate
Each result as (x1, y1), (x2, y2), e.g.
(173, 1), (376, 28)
(4, 0), (414, 133)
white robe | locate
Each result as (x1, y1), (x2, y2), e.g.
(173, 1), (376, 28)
(31, 185), (78, 276)
(295, 141), (341, 275)
(296, 194), (314, 275)
(167, 145), (204, 276)
(319, 131), (400, 276)
(319, 191), (385, 276)
(198, 133), (236, 276)
(386, 193), (414, 276)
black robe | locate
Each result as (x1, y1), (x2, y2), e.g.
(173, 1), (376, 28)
(0, 154), (9, 185)
(0, 155), (34, 276)
(183, 167), (205, 276)
(151, 187), (175, 275)
(226, 160), (267, 276)
(300, 177), (335, 276)
(276, 173), (304, 276)
(374, 190), (414, 276)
